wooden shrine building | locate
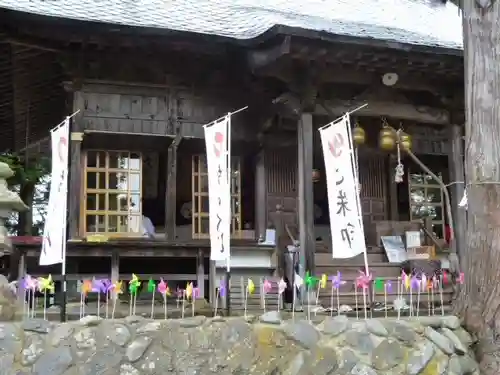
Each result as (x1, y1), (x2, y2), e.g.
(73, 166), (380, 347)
(0, 0), (465, 311)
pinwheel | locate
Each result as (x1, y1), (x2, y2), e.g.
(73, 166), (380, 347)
(157, 278), (169, 320)
(185, 282), (193, 300)
(108, 280), (123, 320)
(214, 279), (226, 316)
(277, 278), (287, 312)
(38, 275), (54, 320)
(305, 271), (318, 289)
(22, 274), (37, 319)
(191, 286), (200, 317)
(458, 272), (465, 285)
(320, 274), (328, 289)
(148, 279), (157, 319)
(261, 279), (272, 313)
(244, 279), (255, 318)
(355, 271), (372, 320)
(128, 274), (141, 316)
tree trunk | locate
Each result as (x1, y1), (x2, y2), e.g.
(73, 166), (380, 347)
(456, 1), (500, 373)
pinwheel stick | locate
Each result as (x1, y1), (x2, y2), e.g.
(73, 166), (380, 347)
(151, 288), (155, 319)
(163, 294), (168, 320)
(43, 289), (47, 320)
(439, 277), (445, 316)
(111, 293), (118, 319)
(362, 287), (367, 320)
(214, 289), (220, 316)
(181, 291), (186, 319)
(97, 291), (101, 318)
(243, 287), (248, 319)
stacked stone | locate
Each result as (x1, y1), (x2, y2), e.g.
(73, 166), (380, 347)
(0, 312), (478, 375)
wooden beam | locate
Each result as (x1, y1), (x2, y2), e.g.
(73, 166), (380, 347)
(297, 113), (315, 275)
(316, 99), (450, 125)
(247, 36), (291, 71)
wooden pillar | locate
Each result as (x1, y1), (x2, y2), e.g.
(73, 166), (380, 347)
(297, 113), (315, 275)
(388, 155), (399, 220)
(196, 249), (205, 298)
(16, 249), (26, 305)
(254, 150), (267, 239)
(68, 132), (83, 238)
(165, 135), (182, 239)
(209, 260), (216, 306)
(448, 124), (466, 259)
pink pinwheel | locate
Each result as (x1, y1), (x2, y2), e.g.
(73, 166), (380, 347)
(263, 279), (272, 294)
(356, 270), (372, 289)
(458, 272), (465, 284)
(157, 278), (167, 295)
(432, 275), (439, 287)
(278, 278), (287, 294)
(331, 271), (346, 289)
(421, 274), (428, 292)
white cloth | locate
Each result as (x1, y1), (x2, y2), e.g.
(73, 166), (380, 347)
(142, 216), (156, 238)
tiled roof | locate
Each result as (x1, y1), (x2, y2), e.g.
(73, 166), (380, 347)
(0, 0), (463, 50)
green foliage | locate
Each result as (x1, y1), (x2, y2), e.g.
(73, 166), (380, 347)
(0, 152), (50, 186)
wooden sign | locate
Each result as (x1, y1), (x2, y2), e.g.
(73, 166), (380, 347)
(381, 236), (408, 264)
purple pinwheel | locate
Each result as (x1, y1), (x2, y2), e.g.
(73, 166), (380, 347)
(331, 271), (346, 289)
(410, 274), (420, 290)
(92, 279), (106, 294)
(219, 279), (226, 298)
(99, 279), (112, 294)
(385, 280), (392, 293)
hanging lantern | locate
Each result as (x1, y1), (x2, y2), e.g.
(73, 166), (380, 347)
(379, 126), (396, 151)
(353, 124), (366, 146)
(399, 131), (412, 151)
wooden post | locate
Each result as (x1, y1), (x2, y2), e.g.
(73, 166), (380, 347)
(273, 204), (285, 278)
(254, 150), (267, 239)
(297, 113), (315, 275)
(448, 124), (465, 260)
(16, 248), (26, 306)
(165, 133), (182, 240)
(196, 249), (205, 298)
(68, 132), (83, 238)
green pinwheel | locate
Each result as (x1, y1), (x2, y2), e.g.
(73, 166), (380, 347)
(128, 273), (141, 295)
(374, 277), (385, 292)
(305, 271), (319, 289)
(147, 278), (156, 293)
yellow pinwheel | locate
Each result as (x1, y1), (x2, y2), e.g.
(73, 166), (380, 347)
(185, 282), (193, 299)
(247, 279), (255, 294)
(320, 274), (328, 289)
(39, 274), (55, 293)
(114, 280), (124, 294)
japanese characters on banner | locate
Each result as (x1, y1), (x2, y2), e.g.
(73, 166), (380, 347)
(40, 118), (69, 266)
(319, 114), (366, 259)
(204, 115), (231, 262)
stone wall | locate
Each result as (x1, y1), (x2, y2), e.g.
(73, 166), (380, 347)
(0, 313), (478, 375)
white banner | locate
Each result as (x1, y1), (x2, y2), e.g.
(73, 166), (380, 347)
(320, 115), (366, 258)
(204, 116), (231, 262)
(40, 118), (69, 266)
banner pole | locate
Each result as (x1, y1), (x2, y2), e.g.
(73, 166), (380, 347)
(225, 113), (232, 316)
(60, 116), (72, 322)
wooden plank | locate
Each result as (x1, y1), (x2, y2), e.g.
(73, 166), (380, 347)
(316, 100), (450, 125)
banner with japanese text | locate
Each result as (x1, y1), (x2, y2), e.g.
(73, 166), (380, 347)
(204, 116), (231, 262)
(40, 118), (69, 266)
(320, 115), (366, 258)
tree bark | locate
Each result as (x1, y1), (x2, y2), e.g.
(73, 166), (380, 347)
(456, 1), (500, 373)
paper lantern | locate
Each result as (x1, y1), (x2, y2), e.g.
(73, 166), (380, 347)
(353, 126), (366, 146)
(379, 127), (396, 151)
(399, 131), (412, 151)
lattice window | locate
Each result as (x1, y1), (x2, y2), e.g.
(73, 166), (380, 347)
(83, 150), (142, 236)
(191, 154), (242, 239)
(408, 171), (445, 239)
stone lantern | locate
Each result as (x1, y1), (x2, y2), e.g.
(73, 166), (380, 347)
(0, 161), (28, 321)
(0, 162), (28, 257)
